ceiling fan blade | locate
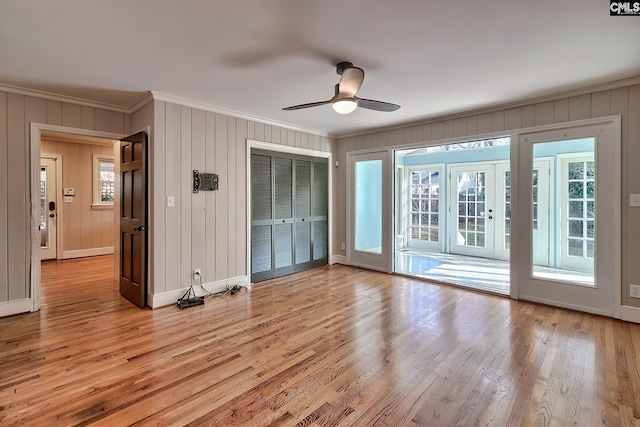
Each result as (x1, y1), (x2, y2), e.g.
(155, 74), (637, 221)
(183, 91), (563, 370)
(282, 100), (331, 111)
(356, 97), (401, 112)
(338, 66), (364, 97)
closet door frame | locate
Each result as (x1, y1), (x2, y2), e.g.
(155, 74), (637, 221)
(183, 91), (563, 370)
(247, 140), (332, 283)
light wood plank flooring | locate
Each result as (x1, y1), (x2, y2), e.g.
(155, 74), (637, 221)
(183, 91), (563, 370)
(1, 255), (640, 426)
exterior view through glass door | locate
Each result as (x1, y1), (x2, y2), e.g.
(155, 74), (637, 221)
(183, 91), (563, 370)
(348, 151), (391, 272)
(394, 138), (511, 294)
(516, 120), (620, 317)
(40, 157), (58, 260)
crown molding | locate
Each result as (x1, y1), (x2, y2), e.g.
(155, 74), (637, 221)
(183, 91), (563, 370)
(150, 91), (329, 138)
(0, 83), (148, 114)
(129, 92), (155, 113)
(334, 75), (640, 139)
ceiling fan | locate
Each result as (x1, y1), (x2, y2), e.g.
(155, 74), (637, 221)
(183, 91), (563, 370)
(282, 62), (400, 114)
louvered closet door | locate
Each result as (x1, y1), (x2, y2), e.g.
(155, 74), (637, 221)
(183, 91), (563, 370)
(312, 161), (328, 262)
(251, 149), (328, 282)
(273, 157), (294, 276)
(251, 153), (273, 282)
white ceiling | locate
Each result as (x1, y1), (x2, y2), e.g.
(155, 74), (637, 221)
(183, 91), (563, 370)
(1, 0), (638, 137)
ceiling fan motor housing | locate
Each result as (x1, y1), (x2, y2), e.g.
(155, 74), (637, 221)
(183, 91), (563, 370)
(336, 62), (354, 75)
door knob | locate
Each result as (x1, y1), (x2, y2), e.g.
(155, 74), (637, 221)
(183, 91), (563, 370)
(133, 225), (147, 232)
(49, 213), (55, 218)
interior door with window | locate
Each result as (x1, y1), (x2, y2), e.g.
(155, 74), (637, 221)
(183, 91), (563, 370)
(516, 121), (620, 317)
(119, 132), (148, 308)
(40, 157), (58, 260)
(348, 151), (392, 272)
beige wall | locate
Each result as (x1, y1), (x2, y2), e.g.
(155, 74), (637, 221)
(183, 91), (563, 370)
(332, 83), (640, 308)
(0, 89), (131, 304)
(41, 138), (115, 254)
(148, 100), (333, 298)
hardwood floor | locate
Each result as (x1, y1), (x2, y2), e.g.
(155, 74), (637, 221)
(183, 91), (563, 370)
(1, 255), (640, 426)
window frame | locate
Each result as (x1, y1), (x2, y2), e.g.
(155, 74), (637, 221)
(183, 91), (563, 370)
(92, 154), (115, 208)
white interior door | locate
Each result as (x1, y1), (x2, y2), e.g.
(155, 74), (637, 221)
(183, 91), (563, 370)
(348, 151), (392, 272)
(40, 157), (58, 260)
(449, 163), (495, 258)
(516, 120), (620, 317)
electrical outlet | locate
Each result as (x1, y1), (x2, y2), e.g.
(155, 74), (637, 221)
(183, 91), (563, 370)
(341, 242), (346, 250)
(193, 269), (201, 280)
(631, 284), (640, 299)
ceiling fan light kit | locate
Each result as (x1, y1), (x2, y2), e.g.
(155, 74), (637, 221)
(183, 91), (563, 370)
(332, 99), (357, 114)
(283, 62), (400, 114)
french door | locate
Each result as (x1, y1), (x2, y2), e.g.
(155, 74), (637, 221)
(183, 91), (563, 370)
(516, 120), (620, 317)
(348, 151), (392, 272)
(448, 163), (497, 258)
(449, 161), (551, 263)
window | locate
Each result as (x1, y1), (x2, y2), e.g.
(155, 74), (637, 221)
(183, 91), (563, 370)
(409, 169), (440, 242)
(93, 155), (114, 207)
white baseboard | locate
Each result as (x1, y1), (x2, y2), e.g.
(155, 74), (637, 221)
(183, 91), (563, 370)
(149, 275), (250, 309)
(62, 247), (114, 259)
(620, 305), (640, 324)
(0, 298), (33, 317)
(330, 255), (347, 265)
(519, 295), (613, 318)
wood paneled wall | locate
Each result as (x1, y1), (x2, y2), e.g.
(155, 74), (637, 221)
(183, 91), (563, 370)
(333, 84), (640, 307)
(0, 89), (131, 303)
(149, 100), (333, 297)
(41, 139), (115, 253)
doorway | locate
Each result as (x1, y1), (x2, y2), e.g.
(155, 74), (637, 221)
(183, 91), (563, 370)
(394, 138), (512, 294)
(30, 124), (128, 311)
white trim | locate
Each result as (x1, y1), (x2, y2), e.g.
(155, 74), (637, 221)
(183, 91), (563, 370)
(30, 123), (128, 312)
(246, 139), (332, 283)
(0, 299), (33, 317)
(153, 92), (329, 137)
(519, 295), (612, 318)
(330, 255), (347, 265)
(149, 275), (250, 308)
(620, 306), (640, 324)
(337, 76), (640, 138)
(62, 247), (114, 259)
(246, 139), (332, 158)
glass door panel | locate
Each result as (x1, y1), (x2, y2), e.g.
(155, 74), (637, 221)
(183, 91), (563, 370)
(355, 159), (382, 253)
(40, 157), (58, 260)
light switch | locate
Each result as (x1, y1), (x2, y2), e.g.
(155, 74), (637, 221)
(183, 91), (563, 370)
(630, 194), (640, 207)
(167, 196), (175, 208)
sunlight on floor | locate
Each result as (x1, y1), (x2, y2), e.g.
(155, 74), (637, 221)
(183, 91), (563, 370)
(395, 251), (594, 295)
